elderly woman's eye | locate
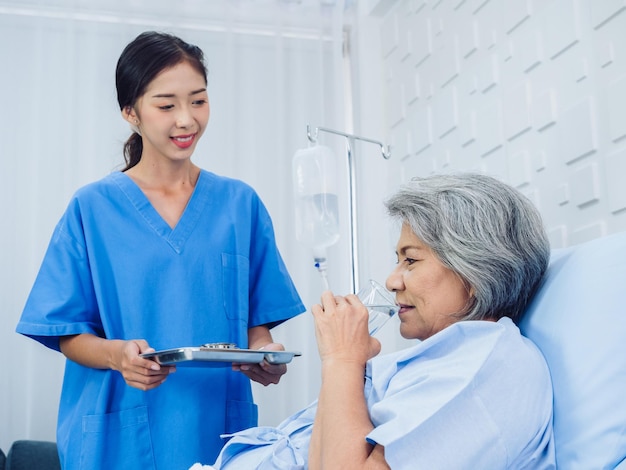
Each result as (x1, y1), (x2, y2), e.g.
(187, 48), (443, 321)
(404, 257), (418, 265)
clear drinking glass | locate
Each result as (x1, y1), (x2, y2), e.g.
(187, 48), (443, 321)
(357, 279), (400, 335)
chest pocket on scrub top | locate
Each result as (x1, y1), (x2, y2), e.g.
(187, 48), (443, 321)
(221, 253), (250, 321)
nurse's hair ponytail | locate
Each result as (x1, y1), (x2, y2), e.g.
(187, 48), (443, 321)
(115, 31), (208, 171)
(123, 133), (143, 170)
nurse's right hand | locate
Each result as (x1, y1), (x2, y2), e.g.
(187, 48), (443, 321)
(60, 333), (175, 391)
(115, 339), (176, 391)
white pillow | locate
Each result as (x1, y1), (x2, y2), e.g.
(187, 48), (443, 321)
(519, 231), (626, 469)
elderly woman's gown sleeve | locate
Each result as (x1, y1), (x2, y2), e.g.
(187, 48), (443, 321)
(15, 170), (305, 470)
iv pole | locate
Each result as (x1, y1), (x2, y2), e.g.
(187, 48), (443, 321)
(307, 124), (391, 294)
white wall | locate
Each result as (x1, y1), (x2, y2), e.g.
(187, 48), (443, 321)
(357, 0), (626, 251)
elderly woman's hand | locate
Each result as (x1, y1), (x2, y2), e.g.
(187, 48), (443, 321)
(312, 291), (381, 366)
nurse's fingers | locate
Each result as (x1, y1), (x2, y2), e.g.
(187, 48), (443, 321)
(120, 339), (172, 375)
(122, 362), (176, 390)
(238, 362), (287, 386)
(117, 340), (176, 390)
(125, 373), (170, 391)
(129, 339), (163, 371)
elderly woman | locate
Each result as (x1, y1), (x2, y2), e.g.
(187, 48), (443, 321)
(193, 173), (556, 470)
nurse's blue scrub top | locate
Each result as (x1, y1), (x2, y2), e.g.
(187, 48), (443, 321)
(16, 170), (305, 470)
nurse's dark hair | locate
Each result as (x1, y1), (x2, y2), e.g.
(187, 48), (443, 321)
(116, 31), (208, 171)
(385, 172), (550, 323)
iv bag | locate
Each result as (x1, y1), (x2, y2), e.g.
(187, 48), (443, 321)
(292, 145), (340, 256)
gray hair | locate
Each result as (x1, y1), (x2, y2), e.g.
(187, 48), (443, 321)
(385, 173), (550, 322)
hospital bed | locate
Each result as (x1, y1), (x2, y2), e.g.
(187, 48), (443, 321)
(520, 231), (626, 469)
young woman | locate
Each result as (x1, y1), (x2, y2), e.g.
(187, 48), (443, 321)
(16, 31), (305, 469)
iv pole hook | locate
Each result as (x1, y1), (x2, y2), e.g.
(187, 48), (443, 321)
(307, 124), (391, 160)
(306, 124), (392, 294)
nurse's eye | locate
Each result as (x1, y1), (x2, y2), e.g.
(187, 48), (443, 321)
(192, 99), (207, 106)
(158, 104), (174, 110)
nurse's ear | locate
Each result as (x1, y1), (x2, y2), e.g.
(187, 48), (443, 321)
(122, 106), (138, 125)
(122, 106), (142, 136)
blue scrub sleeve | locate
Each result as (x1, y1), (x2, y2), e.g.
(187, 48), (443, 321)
(246, 196), (305, 329)
(16, 201), (103, 351)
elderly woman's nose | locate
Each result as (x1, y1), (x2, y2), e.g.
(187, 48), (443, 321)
(386, 267), (403, 292)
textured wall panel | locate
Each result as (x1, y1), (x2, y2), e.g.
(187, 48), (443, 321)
(375, 0), (626, 245)
(435, 40), (460, 88)
(533, 150), (547, 172)
(600, 41), (615, 69)
(558, 98), (597, 164)
(570, 221), (606, 245)
(532, 88), (558, 132)
(547, 225), (567, 248)
(590, 0), (626, 28)
(411, 14), (432, 66)
(381, 12), (399, 58)
(458, 18), (479, 58)
(471, 0), (492, 15)
(459, 110), (477, 146)
(391, 123), (411, 159)
(387, 70), (406, 128)
(541, 0), (579, 59)
(502, 0), (531, 34)
(404, 68), (420, 104)
(480, 147), (508, 179)
(476, 53), (499, 93)
(556, 182), (570, 206)
(397, 7), (411, 61)
(518, 29), (543, 73)
(570, 162), (599, 208)
(607, 75), (626, 142)
(503, 80), (531, 140)
(476, 100), (502, 156)
(463, 67), (478, 95)
(509, 150), (532, 188)
(409, 105), (433, 155)
(606, 149), (626, 214)
(433, 85), (458, 138)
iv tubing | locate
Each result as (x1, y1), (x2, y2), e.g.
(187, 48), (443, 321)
(307, 124), (391, 294)
(314, 257), (330, 291)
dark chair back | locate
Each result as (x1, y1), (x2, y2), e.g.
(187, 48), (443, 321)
(5, 441), (60, 470)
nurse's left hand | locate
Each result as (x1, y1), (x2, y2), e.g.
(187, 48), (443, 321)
(233, 342), (288, 386)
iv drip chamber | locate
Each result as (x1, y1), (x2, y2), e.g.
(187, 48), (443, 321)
(292, 145), (340, 252)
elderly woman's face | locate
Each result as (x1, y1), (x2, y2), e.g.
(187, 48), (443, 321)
(386, 223), (471, 340)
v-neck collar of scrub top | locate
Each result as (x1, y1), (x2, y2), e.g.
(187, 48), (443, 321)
(112, 170), (209, 254)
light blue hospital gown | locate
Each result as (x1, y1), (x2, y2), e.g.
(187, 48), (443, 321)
(207, 318), (555, 469)
(16, 170), (305, 470)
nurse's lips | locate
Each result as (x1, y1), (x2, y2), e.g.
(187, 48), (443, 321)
(171, 133), (196, 149)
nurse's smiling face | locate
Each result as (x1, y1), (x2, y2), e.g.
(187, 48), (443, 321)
(385, 223), (472, 341)
(125, 60), (210, 165)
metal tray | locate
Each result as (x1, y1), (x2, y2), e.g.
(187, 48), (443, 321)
(141, 346), (301, 367)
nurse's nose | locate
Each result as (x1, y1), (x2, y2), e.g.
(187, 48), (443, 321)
(385, 264), (404, 293)
(175, 107), (193, 128)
